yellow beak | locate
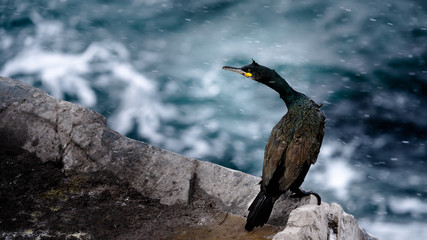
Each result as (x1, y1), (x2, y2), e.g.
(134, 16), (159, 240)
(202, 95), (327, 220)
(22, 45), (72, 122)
(222, 66), (252, 78)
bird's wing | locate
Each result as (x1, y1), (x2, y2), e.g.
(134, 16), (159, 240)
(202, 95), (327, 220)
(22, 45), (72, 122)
(262, 106), (325, 192)
(262, 115), (291, 188)
(262, 133), (287, 187)
(279, 116), (323, 190)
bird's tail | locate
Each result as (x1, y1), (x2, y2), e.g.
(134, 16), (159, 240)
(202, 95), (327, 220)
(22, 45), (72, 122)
(245, 191), (274, 231)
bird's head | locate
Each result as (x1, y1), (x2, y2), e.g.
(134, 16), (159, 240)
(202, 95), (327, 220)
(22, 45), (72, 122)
(222, 59), (274, 84)
(223, 60), (302, 105)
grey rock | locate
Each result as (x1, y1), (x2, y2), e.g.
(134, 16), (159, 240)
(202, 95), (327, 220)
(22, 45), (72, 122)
(1, 76), (194, 205)
(0, 76), (378, 239)
(0, 76), (308, 214)
(273, 202), (379, 240)
(273, 203), (330, 240)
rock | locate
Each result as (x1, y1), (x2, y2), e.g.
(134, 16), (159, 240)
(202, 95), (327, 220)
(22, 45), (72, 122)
(0, 76), (307, 214)
(194, 160), (260, 216)
(273, 202), (378, 240)
(273, 203), (330, 240)
(0, 76), (195, 206)
(0, 76), (378, 240)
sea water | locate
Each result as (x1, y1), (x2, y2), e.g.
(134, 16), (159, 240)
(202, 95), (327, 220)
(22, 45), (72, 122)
(1, 0), (426, 239)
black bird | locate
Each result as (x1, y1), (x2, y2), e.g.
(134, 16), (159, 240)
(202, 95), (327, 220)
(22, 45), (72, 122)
(222, 60), (325, 231)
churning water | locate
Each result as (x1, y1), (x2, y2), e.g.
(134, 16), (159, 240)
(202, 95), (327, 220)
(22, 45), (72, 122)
(1, 0), (426, 239)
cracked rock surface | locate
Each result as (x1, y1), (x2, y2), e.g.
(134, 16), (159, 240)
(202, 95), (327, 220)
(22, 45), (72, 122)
(0, 77), (377, 240)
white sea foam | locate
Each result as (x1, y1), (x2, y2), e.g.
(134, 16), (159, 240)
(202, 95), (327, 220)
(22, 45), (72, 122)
(389, 197), (427, 217)
(0, 19), (175, 147)
(359, 219), (427, 240)
(0, 17), (236, 158)
(0, 29), (13, 50)
(2, 46), (96, 107)
(310, 140), (362, 200)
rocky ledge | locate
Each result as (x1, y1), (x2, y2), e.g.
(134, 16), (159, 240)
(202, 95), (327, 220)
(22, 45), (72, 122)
(0, 76), (377, 240)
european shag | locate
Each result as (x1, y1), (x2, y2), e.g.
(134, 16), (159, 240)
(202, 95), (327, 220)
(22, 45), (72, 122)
(223, 60), (325, 231)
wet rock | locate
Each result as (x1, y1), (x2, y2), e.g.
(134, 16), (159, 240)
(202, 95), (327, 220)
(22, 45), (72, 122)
(0, 76), (378, 239)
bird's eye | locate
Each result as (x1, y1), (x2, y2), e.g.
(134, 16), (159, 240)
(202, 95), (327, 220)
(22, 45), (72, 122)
(247, 69), (251, 72)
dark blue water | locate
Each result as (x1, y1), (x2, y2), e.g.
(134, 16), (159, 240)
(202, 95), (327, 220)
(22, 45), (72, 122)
(1, 0), (426, 239)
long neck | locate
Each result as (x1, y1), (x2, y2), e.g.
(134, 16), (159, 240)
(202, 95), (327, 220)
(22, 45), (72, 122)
(265, 71), (301, 107)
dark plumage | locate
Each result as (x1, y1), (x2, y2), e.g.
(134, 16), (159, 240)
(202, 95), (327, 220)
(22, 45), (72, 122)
(223, 60), (325, 231)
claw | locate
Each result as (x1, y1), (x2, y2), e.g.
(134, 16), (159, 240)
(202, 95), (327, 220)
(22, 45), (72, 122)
(290, 188), (321, 205)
